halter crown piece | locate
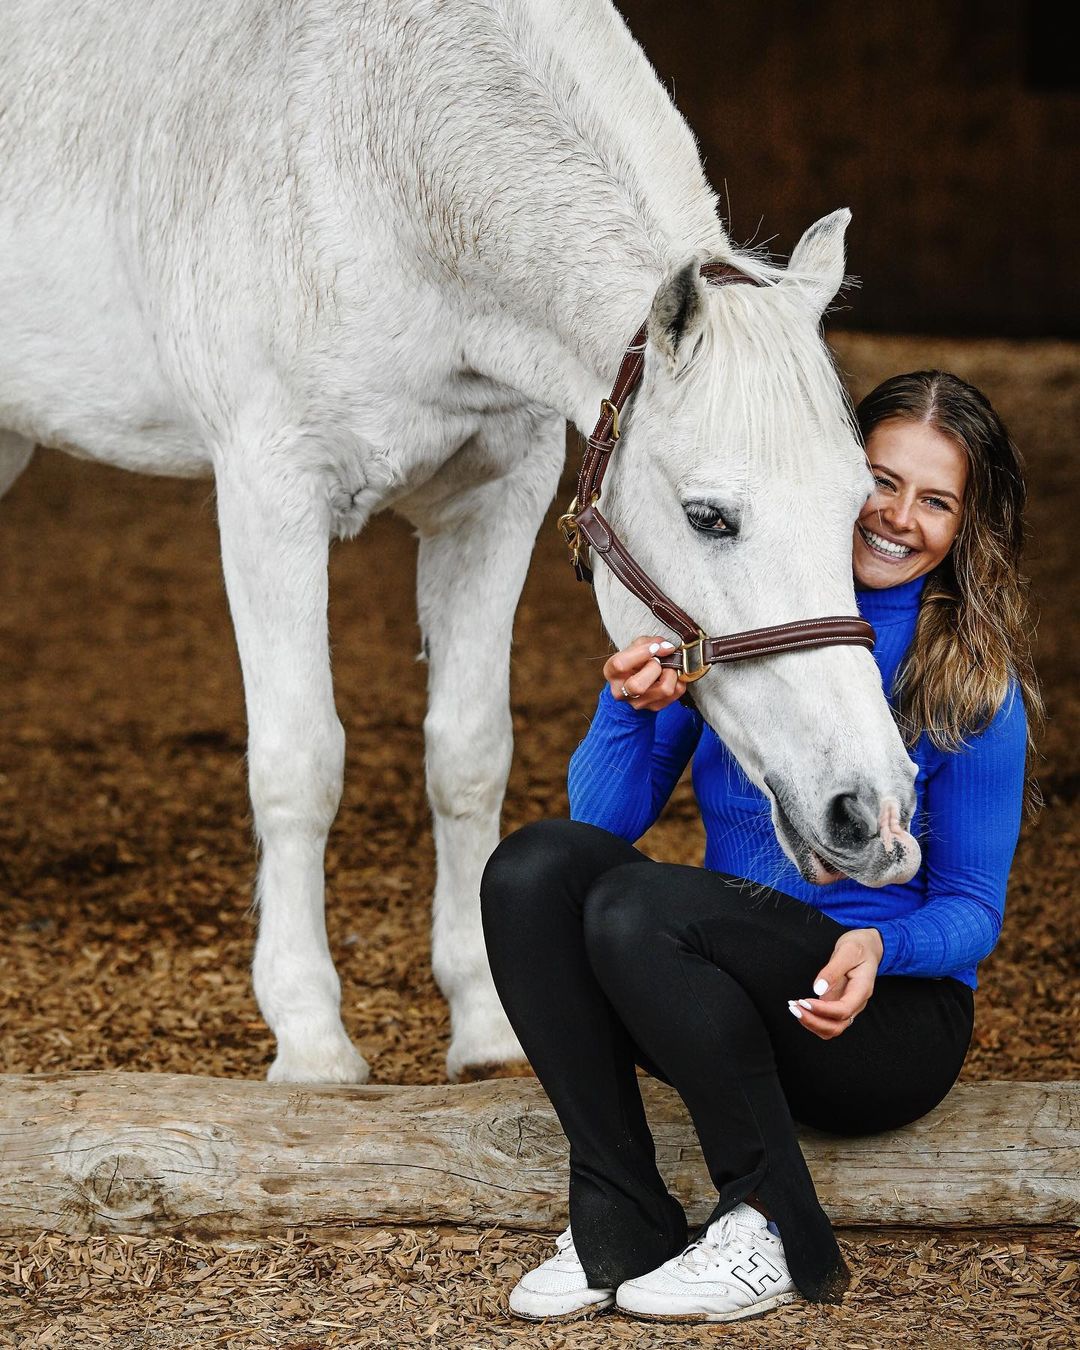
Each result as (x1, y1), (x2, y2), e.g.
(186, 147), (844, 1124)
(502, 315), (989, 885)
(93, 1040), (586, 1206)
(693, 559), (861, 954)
(558, 261), (876, 681)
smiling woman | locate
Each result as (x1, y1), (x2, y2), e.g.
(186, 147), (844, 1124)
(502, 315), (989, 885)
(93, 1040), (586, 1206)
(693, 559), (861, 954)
(855, 371), (1044, 817)
(855, 418), (967, 585)
(479, 368), (1044, 1326)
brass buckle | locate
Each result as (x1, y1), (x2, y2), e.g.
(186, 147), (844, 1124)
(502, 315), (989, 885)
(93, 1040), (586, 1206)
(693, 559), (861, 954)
(600, 398), (621, 441)
(677, 632), (711, 682)
(557, 495), (582, 566)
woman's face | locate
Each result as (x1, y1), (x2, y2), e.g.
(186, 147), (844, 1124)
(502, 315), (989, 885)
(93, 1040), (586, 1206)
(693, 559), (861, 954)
(854, 417), (968, 589)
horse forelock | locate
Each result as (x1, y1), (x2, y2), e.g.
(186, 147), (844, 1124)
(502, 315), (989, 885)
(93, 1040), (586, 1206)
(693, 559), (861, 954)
(688, 286), (859, 489)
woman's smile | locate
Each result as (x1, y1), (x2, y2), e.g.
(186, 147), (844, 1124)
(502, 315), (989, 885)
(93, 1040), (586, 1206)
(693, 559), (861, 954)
(856, 523), (915, 561)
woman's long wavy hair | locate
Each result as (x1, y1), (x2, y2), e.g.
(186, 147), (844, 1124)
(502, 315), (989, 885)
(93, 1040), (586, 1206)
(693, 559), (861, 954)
(855, 371), (1044, 817)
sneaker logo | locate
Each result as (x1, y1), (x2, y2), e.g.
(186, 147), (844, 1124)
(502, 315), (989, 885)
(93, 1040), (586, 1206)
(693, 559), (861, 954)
(731, 1251), (786, 1297)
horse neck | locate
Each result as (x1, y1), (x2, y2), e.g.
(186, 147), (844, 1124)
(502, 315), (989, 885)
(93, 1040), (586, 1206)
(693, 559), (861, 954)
(458, 241), (664, 434)
(409, 1), (728, 429)
(453, 132), (731, 429)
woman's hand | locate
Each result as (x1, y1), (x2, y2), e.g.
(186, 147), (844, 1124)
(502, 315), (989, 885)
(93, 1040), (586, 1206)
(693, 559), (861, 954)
(788, 928), (884, 1040)
(603, 635), (688, 712)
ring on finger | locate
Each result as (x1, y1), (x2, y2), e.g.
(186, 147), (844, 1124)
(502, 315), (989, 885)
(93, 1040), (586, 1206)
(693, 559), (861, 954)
(620, 684), (640, 701)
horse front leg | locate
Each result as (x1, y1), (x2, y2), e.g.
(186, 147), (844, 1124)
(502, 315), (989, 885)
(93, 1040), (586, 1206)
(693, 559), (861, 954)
(215, 449), (367, 1084)
(409, 411), (566, 1079)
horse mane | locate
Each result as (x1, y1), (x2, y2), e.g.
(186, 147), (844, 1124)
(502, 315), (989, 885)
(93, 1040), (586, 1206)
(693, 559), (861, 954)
(491, 0), (727, 265)
(693, 278), (861, 489)
(509, 0), (860, 486)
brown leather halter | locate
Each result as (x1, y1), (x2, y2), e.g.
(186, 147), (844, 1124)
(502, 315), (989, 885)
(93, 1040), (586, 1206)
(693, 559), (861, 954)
(558, 261), (875, 681)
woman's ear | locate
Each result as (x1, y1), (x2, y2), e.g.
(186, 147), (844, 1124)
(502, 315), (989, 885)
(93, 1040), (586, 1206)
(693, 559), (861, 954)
(785, 209), (852, 318)
(648, 259), (707, 373)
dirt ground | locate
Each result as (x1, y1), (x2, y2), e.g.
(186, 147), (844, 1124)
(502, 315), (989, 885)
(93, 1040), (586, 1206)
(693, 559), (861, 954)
(1, 333), (1078, 1347)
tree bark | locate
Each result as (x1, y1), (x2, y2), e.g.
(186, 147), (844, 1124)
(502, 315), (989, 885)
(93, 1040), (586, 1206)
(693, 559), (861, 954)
(0, 1074), (1075, 1238)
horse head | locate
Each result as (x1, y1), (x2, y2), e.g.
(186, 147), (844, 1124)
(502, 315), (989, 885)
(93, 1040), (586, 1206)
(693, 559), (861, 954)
(592, 210), (921, 888)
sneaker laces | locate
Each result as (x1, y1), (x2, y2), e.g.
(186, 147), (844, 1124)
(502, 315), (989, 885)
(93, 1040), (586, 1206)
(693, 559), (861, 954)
(676, 1210), (739, 1274)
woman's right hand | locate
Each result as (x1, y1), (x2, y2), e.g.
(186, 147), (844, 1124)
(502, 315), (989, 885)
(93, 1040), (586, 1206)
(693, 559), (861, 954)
(603, 635), (688, 712)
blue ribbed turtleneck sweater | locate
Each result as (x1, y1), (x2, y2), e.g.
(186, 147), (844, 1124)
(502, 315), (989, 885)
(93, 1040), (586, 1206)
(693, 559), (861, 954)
(567, 574), (1027, 988)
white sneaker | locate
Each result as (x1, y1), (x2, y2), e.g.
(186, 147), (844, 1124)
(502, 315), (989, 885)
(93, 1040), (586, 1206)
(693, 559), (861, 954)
(616, 1203), (799, 1323)
(508, 1227), (615, 1321)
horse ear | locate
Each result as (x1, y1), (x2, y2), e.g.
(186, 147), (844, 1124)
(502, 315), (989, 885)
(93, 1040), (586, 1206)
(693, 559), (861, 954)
(648, 259), (707, 373)
(786, 209), (851, 316)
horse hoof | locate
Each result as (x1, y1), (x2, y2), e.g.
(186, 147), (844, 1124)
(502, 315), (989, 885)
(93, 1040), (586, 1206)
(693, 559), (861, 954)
(267, 1032), (371, 1085)
(446, 1000), (527, 1080)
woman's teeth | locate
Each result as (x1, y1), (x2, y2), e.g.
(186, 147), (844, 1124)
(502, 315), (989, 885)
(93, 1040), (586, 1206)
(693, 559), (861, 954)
(860, 525), (913, 559)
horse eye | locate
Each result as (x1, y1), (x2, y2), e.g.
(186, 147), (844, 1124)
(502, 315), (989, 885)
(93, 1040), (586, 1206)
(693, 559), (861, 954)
(685, 502), (737, 536)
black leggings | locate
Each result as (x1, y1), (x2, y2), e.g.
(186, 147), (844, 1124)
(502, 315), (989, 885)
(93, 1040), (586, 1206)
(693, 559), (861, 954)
(480, 819), (974, 1303)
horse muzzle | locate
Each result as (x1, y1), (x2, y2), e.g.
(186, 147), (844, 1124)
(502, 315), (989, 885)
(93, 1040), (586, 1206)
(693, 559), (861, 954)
(767, 781), (921, 888)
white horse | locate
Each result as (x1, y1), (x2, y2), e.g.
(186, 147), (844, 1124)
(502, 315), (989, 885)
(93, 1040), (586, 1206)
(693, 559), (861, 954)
(0, 0), (919, 1083)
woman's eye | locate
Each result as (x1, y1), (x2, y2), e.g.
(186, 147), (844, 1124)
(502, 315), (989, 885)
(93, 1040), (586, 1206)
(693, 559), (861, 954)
(685, 504), (735, 535)
(873, 475), (894, 490)
(925, 497), (951, 512)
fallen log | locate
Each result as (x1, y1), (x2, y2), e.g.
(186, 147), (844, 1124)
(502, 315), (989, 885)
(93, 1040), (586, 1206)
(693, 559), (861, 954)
(0, 1074), (1075, 1239)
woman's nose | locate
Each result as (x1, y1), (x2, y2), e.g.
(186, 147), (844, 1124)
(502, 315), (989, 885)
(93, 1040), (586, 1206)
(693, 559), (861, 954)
(880, 495), (916, 531)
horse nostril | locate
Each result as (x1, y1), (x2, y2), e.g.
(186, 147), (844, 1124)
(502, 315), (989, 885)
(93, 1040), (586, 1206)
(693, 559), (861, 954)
(825, 792), (874, 851)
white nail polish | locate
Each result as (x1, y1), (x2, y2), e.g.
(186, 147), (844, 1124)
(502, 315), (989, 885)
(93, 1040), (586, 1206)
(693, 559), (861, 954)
(798, 999), (813, 1010)
(659, 641), (675, 650)
(788, 1004), (803, 1019)
(813, 978), (829, 996)
(648, 643), (660, 654)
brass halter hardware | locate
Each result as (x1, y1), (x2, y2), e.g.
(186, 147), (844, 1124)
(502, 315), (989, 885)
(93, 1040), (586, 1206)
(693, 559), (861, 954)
(557, 495), (582, 568)
(676, 632), (711, 683)
(599, 399), (621, 440)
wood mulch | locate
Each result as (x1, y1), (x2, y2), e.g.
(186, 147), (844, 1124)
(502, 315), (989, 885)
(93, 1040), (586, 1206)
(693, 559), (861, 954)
(1, 333), (1078, 1347)
(3, 1225), (1078, 1349)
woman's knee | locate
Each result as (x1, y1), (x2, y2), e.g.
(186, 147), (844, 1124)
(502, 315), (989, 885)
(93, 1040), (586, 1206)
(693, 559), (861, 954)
(581, 861), (665, 962)
(481, 819), (567, 904)
(480, 818), (613, 929)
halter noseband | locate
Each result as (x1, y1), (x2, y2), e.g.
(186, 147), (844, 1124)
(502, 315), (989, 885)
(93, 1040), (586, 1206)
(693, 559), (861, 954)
(558, 261), (875, 681)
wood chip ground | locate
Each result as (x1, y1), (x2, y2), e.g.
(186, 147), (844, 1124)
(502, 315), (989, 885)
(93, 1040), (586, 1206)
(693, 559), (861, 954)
(1, 335), (1077, 1346)
(3, 1225), (1078, 1349)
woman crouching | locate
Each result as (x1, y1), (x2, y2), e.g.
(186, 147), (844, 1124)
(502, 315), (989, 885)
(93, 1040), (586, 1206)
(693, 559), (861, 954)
(480, 370), (1042, 1324)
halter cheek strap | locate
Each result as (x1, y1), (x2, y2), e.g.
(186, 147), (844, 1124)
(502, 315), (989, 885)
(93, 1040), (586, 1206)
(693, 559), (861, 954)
(557, 261), (875, 680)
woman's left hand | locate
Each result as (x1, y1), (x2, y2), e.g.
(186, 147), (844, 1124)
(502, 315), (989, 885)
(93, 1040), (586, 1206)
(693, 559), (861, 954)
(788, 929), (884, 1040)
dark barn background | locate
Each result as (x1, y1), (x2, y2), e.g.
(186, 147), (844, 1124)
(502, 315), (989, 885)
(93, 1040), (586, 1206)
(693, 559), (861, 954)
(617, 0), (1079, 335)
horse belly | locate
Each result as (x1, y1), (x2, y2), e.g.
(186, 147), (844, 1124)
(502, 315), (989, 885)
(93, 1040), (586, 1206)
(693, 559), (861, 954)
(0, 209), (211, 478)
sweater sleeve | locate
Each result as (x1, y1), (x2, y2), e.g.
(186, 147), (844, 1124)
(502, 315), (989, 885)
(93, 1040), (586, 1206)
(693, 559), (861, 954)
(567, 685), (703, 843)
(874, 683), (1028, 979)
